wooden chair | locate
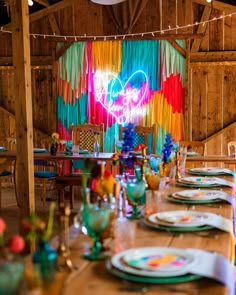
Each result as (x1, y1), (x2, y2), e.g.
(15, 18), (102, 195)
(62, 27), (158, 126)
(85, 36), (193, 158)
(34, 137), (59, 210)
(227, 141), (236, 157)
(180, 140), (205, 168)
(56, 123), (104, 209)
(119, 124), (157, 154)
(0, 158), (18, 208)
(179, 141), (205, 156)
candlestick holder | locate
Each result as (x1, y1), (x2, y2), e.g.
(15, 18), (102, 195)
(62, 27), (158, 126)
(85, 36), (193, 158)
(175, 150), (181, 180)
(57, 202), (78, 272)
(141, 146), (148, 186)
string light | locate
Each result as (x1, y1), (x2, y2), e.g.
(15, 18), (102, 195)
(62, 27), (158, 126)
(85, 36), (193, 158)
(0, 11), (235, 41)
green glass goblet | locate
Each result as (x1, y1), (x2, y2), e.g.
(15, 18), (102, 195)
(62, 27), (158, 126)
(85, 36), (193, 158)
(126, 179), (146, 219)
(83, 203), (111, 260)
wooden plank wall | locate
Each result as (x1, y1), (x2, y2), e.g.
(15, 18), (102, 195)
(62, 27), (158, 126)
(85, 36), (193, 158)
(0, 0), (236, 156)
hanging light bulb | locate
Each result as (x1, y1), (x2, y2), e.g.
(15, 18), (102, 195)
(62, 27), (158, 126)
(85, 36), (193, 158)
(206, 0), (212, 2)
(90, 0), (126, 4)
(28, 0), (34, 6)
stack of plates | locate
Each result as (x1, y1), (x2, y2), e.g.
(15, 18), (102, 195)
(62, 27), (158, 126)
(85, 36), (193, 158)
(0, 146), (7, 151)
(176, 176), (221, 188)
(144, 211), (213, 232)
(107, 247), (201, 283)
(166, 189), (228, 204)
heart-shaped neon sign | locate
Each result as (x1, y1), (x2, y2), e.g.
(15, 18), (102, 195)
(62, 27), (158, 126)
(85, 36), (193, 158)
(94, 70), (149, 124)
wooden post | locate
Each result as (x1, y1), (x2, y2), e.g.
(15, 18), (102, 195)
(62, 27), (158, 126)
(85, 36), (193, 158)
(10, 0), (35, 219)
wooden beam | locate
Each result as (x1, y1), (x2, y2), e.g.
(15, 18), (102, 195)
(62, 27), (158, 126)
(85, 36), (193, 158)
(191, 61), (236, 66)
(190, 51), (236, 62)
(55, 41), (74, 60)
(167, 39), (186, 58)
(10, 0), (35, 218)
(0, 56), (53, 66)
(4, 0), (77, 29)
(48, 14), (60, 35)
(34, 0), (50, 7)
(47, 33), (204, 43)
(191, 6), (212, 52)
(192, 0), (236, 13)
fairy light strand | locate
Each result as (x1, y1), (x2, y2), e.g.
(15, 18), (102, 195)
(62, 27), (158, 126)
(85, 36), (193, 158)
(0, 11), (235, 40)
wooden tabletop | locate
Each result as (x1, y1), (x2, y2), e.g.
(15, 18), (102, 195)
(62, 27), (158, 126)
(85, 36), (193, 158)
(0, 150), (114, 161)
(45, 179), (234, 295)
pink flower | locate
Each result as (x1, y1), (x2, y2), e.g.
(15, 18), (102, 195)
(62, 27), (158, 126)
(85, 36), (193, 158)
(8, 235), (25, 253)
(0, 218), (6, 234)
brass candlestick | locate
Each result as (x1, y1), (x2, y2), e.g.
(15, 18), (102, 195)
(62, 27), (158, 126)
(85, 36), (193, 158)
(175, 150), (181, 180)
(57, 202), (77, 272)
(141, 146), (148, 185)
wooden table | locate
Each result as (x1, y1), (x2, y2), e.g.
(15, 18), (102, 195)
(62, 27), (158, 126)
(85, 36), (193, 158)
(43, 178), (234, 295)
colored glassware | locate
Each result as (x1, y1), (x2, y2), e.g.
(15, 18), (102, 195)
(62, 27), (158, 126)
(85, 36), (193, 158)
(126, 179), (146, 219)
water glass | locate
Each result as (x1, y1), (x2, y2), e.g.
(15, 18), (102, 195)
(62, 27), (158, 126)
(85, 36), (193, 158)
(113, 217), (136, 253)
(145, 190), (162, 216)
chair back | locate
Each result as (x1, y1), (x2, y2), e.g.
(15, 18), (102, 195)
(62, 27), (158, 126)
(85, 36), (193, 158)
(227, 141), (236, 157)
(119, 124), (157, 154)
(179, 141), (205, 156)
(70, 123), (104, 153)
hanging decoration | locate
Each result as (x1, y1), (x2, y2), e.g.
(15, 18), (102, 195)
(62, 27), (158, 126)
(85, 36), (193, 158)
(56, 39), (185, 153)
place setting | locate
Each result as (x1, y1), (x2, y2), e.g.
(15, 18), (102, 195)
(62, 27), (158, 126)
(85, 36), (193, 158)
(0, 146), (7, 152)
(106, 246), (234, 295)
(176, 176), (234, 188)
(187, 167), (234, 176)
(166, 189), (233, 205)
(143, 210), (233, 233)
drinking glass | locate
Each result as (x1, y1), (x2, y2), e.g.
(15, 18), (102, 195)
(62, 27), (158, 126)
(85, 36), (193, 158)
(83, 203), (111, 260)
(126, 179), (146, 219)
(65, 140), (74, 155)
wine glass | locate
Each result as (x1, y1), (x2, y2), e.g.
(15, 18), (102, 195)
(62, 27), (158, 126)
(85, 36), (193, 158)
(82, 203), (111, 260)
(126, 178), (146, 219)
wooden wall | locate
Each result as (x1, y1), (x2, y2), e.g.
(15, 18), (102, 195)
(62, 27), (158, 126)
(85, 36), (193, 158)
(0, 0), (236, 155)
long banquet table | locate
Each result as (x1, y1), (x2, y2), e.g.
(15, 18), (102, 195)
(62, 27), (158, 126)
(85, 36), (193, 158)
(36, 175), (235, 295)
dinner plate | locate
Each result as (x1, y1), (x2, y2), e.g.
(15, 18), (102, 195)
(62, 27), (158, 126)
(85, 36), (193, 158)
(166, 195), (221, 204)
(111, 247), (196, 277)
(188, 167), (230, 176)
(186, 151), (200, 157)
(143, 218), (214, 232)
(106, 260), (202, 284)
(148, 210), (211, 228)
(171, 189), (228, 201)
(33, 148), (48, 153)
(0, 146), (7, 151)
(176, 177), (221, 188)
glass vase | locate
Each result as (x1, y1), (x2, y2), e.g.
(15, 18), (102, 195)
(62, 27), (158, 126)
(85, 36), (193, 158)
(50, 144), (58, 156)
(32, 240), (57, 286)
(0, 255), (24, 295)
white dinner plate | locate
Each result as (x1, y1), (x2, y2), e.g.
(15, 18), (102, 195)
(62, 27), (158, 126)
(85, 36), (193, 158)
(33, 148), (48, 153)
(171, 189), (228, 201)
(0, 146), (7, 151)
(187, 151), (199, 157)
(176, 176), (221, 188)
(148, 210), (211, 228)
(111, 247), (196, 277)
(188, 167), (230, 176)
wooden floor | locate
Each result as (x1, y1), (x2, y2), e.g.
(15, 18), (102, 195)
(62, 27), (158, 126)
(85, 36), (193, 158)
(0, 184), (81, 242)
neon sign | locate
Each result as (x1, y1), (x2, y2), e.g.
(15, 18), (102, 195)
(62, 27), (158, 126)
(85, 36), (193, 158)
(94, 70), (149, 123)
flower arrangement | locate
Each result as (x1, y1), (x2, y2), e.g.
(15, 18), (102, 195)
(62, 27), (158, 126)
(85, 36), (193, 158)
(121, 123), (135, 153)
(50, 132), (65, 145)
(91, 169), (117, 198)
(21, 202), (56, 243)
(0, 218), (25, 257)
(162, 133), (173, 163)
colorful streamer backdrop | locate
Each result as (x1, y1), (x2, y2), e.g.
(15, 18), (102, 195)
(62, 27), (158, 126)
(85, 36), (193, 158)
(57, 40), (185, 153)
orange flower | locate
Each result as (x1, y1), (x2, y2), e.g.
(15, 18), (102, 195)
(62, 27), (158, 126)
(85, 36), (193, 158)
(91, 170), (117, 197)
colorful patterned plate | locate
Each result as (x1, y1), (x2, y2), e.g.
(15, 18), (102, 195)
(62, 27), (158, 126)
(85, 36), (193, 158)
(111, 247), (196, 277)
(148, 210), (211, 228)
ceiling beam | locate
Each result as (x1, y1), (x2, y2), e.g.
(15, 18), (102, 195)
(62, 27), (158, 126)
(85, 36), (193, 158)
(167, 40), (186, 58)
(192, 0), (236, 12)
(191, 6), (212, 52)
(4, 0), (78, 29)
(48, 14), (60, 35)
(34, 0), (50, 7)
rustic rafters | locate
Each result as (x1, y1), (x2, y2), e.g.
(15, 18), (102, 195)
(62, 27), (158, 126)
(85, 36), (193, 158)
(34, 0), (50, 7)
(193, 0), (236, 12)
